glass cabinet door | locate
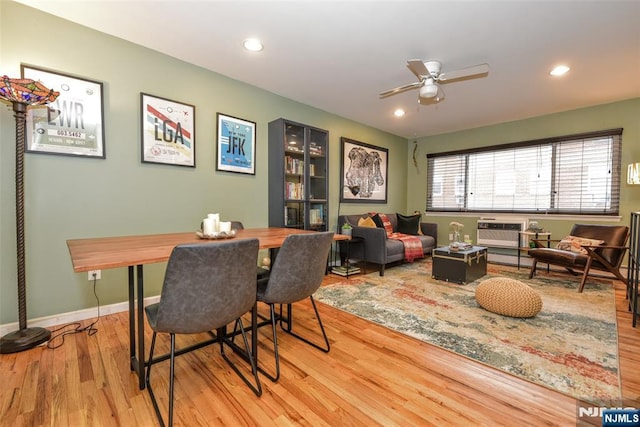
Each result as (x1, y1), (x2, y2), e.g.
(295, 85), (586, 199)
(284, 123), (305, 202)
(307, 127), (327, 230)
(269, 118), (328, 231)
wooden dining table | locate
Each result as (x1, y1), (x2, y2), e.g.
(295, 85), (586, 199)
(67, 227), (347, 389)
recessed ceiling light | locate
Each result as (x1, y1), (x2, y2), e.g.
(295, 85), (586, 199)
(550, 65), (570, 76)
(243, 38), (263, 52)
(394, 109), (405, 117)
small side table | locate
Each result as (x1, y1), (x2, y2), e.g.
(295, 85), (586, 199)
(518, 231), (551, 270)
(332, 236), (365, 278)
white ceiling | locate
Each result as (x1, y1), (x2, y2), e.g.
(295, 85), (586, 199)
(14, 0), (640, 139)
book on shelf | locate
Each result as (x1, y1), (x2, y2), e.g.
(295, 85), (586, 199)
(309, 208), (323, 225)
(331, 265), (360, 276)
(309, 142), (324, 156)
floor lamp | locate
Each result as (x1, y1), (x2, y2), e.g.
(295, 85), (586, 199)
(0, 76), (59, 354)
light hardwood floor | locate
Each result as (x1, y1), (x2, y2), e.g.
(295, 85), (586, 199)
(1, 261), (638, 426)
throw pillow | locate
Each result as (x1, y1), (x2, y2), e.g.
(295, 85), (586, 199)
(370, 213), (384, 228)
(556, 235), (604, 254)
(358, 216), (377, 227)
(396, 213), (420, 235)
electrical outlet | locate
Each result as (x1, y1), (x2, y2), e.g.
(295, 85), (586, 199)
(88, 270), (101, 280)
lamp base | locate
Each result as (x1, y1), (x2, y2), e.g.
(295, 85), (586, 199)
(0, 327), (51, 354)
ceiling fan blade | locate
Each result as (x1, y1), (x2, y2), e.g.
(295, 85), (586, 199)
(407, 59), (429, 79)
(379, 81), (423, 98)
(438, 63), (489, 82)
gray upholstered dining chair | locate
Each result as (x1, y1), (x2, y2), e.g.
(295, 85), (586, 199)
(145, 239), (261, 427)
(255, 231), (334, 382)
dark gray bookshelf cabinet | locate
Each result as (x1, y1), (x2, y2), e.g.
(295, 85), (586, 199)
(268, 118), (328, 231)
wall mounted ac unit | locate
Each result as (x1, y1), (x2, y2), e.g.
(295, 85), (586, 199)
(477, 218), (528, 248)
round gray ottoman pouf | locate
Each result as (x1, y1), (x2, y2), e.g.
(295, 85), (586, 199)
(475, 277), (542, 318)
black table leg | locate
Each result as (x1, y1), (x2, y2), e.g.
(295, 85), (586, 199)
(136, 264), (145, 390)
(128, 266), (135, 371)
(127, 264), (146, 390)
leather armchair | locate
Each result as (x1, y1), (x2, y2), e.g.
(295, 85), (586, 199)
(528, 223), (629, 292)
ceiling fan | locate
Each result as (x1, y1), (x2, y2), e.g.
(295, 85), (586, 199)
(379, 59), (489, 104)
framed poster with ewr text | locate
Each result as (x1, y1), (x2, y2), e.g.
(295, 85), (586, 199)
(21, 65), (106, 158)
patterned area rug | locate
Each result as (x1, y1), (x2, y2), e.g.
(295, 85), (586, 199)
(315, 259), (621, 406)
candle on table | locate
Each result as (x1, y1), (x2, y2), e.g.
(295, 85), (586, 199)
(219, 221), (232, 233)
(203, 218), (215, 236)
(207, 213), (220, 232)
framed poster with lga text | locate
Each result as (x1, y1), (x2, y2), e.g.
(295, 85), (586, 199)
(21, 64), (106, 158)
(140, 93), (195, 167)
(216, 113), (256, 175)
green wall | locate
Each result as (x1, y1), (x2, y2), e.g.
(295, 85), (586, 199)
(0, 2), (407, 323)
(2, 2), (638, 325)
(407, 98), (640, 245)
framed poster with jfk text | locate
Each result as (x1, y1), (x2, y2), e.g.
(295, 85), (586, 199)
(21, 64), (105, 158)
(216, 113), (256, 175)
(141, 93), (195, 167)
(340, 137), (388, 203)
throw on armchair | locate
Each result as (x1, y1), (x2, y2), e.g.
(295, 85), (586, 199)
(338, 213), (437, 276)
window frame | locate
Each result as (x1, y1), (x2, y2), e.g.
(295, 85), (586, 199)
(426, 128), (623, 216)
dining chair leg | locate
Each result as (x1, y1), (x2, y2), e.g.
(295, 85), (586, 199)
(145, 331), (173, 427)
(219, 320), (263, 396)
(145, 332), (163, 427)
(257, 304), (281, 382)
(279, 296), (330, 353)
(168, 334), (176, 426)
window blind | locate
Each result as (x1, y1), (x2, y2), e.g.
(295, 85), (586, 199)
(426, 129), (622, 215)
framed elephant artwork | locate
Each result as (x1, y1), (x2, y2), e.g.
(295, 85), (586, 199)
(340, 137), (388, 203)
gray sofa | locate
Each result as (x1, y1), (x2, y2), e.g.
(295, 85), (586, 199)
(338, 213), (437, 276)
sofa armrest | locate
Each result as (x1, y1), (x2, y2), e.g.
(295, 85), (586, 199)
(420, 222), (438, 245)
(351, 226), (388, 264)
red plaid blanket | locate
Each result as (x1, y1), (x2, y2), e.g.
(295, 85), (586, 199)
(377, 213), (424, 262)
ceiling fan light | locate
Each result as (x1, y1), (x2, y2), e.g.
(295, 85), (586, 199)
(419, 83), (438, 98)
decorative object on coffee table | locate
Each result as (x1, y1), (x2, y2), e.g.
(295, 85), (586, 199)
(450, 221), (464, 244)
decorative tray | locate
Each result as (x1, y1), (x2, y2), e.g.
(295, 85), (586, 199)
(195, 229), (236, 240)
(449, 243), (472, 252)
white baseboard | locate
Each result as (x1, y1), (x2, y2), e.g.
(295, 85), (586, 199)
(0, 295), (160, 337)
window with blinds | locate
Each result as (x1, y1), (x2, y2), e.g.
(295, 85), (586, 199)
(426, 129), (622, 215)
